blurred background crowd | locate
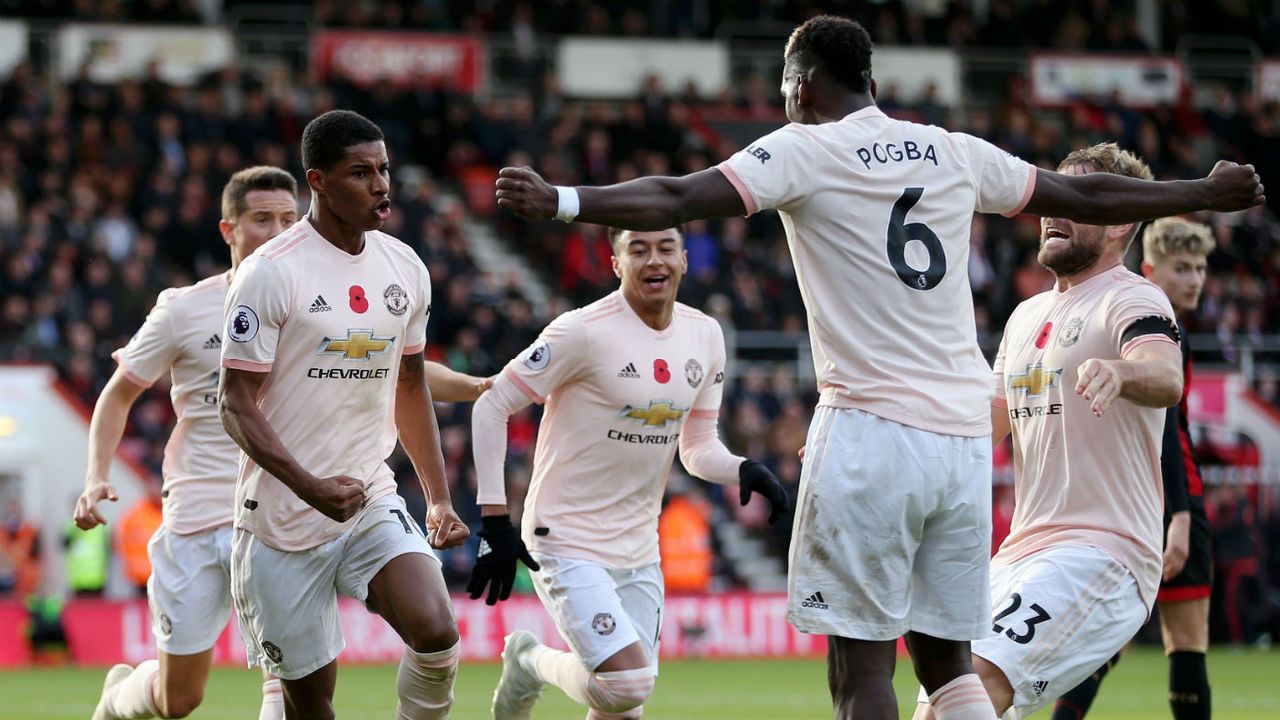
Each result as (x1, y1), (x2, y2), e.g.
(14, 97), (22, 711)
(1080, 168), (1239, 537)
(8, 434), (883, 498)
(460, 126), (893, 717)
(1, 0), (1278, 648)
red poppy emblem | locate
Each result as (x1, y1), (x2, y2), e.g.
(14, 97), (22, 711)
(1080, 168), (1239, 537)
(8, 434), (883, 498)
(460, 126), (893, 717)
(1035, 321), (1053, 349)
(654, 359), (671, 384)
(349, 285), (369, 314)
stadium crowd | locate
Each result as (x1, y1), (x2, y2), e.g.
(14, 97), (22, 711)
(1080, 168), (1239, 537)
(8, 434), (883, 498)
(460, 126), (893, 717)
(0, 5), (1278, 642)
(8, 0), (1276, 55)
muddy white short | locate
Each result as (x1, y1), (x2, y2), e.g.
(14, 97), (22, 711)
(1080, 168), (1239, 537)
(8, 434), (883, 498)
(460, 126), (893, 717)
(786, 406), (993, 641)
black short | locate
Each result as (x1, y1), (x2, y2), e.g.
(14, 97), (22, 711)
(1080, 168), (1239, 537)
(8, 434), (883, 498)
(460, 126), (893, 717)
(1158, 497), (1213, 602)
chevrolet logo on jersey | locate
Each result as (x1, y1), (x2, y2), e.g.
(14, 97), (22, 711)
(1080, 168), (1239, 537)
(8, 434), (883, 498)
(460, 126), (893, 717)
(621, 401), (687, 428)
(315, 330), (395, 361)
(1009, 363), (1063, 398)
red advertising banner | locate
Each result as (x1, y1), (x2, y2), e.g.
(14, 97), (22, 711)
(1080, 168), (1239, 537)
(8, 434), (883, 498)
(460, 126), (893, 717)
(312, 31), (484, 92)
(1, 594), (824, 667)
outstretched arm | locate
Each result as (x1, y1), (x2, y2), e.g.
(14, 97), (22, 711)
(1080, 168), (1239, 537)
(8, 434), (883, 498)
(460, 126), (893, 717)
(495, 166), (747, 229)
(1024, 161), (1264, 224)
(74, 368), (146, 529)
(424, 360), (492, 403)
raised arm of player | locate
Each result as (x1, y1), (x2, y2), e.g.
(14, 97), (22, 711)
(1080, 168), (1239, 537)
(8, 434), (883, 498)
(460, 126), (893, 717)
(73, 368), (147, 529)
(496, 166), (746, 230)
(219, 367), (366, 522)
(425, 360), (492, 403)
(396, 351), (469, 549)
(1025, 161), (1264, 224)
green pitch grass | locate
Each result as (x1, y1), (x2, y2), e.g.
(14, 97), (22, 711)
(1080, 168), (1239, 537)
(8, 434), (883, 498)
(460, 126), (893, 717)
(2, 646), (1276, 719)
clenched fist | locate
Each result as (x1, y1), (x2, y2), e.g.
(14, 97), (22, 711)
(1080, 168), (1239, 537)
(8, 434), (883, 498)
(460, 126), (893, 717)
(1204, 161), (1265, 213)
(495, 166), (559, 220)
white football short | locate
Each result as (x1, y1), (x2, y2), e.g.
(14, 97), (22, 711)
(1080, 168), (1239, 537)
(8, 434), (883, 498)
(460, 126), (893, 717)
(531, 554), (664, 673)
(972, 544), (1147, 718)
(787, 406), (993, 641)
(147, 523), (236, 655)
(230, 493), (439, 680)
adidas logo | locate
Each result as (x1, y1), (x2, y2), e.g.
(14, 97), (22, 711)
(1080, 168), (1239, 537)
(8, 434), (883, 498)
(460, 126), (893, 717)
(477, 539), (492, 557)
(309, 295), (332, 313)
(617, 362), (640, 379)
(1031, 680), (1049, 696)
(801, 591), (829, 610)
(202, 333), (221, 350)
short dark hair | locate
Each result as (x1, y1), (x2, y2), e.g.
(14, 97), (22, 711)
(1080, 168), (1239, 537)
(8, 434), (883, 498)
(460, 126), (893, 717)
(608, 226), (685, 254)
(221, 166), (298, 221)
(784, 15), (873, 94)
(301, 110), (384, 171)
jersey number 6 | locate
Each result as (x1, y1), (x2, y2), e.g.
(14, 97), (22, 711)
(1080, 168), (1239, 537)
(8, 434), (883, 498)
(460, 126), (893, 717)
(886, 187), (946, 291)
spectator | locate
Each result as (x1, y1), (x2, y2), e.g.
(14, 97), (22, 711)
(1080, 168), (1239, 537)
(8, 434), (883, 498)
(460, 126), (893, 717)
(0, 498), (40, 598)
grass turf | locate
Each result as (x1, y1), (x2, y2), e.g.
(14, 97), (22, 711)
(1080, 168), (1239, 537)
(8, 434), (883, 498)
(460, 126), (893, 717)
(2, 645), (1277, 719)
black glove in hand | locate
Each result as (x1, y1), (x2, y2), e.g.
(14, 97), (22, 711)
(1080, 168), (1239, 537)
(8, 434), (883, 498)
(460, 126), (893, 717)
(467, 515), (540, 606)
(739, 459), (789, 525)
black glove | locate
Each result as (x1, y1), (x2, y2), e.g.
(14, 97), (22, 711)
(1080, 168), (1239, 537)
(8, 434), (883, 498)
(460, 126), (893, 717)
(739, 459), (788, 525)
(467, 515), (540, 606)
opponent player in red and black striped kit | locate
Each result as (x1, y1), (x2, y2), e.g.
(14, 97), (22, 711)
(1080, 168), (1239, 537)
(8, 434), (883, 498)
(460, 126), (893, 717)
(1053, 216), (1216, 720)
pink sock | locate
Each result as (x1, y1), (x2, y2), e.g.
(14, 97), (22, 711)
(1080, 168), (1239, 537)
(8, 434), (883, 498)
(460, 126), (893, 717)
(259, 678), (284, 720)
(928, 674), (999, 720)
(395, 641), (459, 720)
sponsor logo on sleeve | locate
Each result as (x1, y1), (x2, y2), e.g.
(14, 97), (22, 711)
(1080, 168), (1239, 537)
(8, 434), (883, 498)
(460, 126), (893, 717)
(522, 341), (550, 371)
(383, 283), (409, 316)
(228, 305), (259, 343)
(685, 359), (704, 388)
(714, 371), (724, 385)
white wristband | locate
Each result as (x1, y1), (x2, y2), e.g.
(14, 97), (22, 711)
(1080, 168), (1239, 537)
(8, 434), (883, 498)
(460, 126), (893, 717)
(554, 185), (580, 223)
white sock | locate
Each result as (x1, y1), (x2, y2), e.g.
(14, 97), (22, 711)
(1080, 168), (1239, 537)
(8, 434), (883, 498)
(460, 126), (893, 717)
(105, 659), (160, 719)
(395, 641), (460, 720)
(258, 678), (284, 720)
(928, 674), (998, 720)
(528, 645), (595, 706)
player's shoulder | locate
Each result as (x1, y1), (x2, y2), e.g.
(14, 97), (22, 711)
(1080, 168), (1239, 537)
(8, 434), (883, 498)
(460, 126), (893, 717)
(575, 291), (628, 326)
(369, 229), (425, 266)
(155, 271), (230, 310)
(251, 220), (313, 265)
(1102, 267), (1174, 309)
(674, 302), (721, 329)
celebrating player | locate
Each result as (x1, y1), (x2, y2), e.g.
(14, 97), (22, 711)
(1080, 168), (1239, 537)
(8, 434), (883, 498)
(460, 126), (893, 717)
(79, 162), (489, 720)
(912, 143), (1189, 720)
(469, 225), (788, 720)
(81, 166), (299, 720)
(494, 14), (1263, 720)
(219, 110), (469, 720)
(1052, 217), (1218, 720)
